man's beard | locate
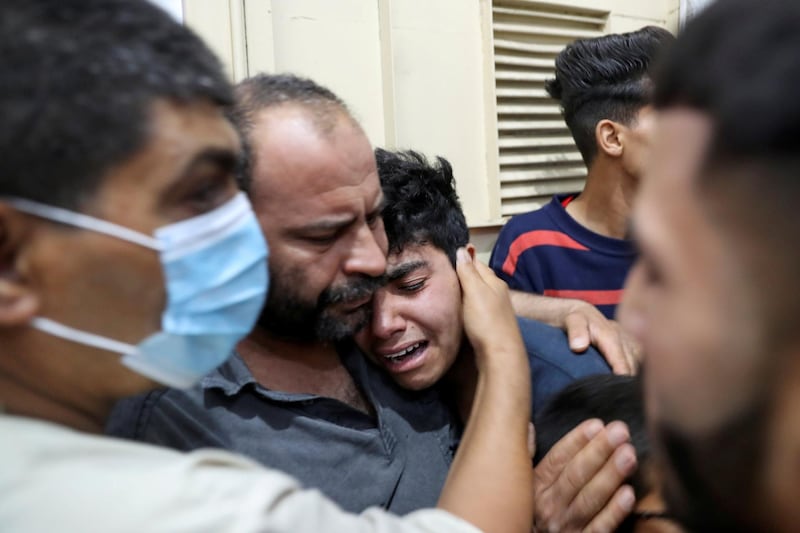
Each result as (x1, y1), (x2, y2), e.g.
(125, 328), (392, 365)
(257, 265), (384, 343)
(655, 396), (768, 532)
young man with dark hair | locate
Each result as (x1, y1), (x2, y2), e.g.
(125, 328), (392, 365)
(619, 0), (800, 530)
(0, 2), (538, 531)
(360, 148), (611, 410)
(490, 26), (674, 373)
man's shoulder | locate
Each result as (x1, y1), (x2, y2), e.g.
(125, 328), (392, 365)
(106, 352), (253, 440)
(516, 317), (611, 378)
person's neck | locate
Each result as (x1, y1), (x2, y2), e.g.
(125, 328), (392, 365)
(441, 342), (478, 423)
(238, 326), (373, 414)
(0, 348), (112, 434)
(566, 161), (636, 240)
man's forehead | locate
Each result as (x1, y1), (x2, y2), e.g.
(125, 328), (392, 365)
(249, 106), (374, 196)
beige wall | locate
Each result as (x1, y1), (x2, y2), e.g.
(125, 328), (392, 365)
(184, 0), (679, 262)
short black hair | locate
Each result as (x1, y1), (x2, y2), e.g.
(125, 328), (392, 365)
(534, 375), (650, 498)
(0, 0), (232, 210)
(375, 149), (469, 265)
(229, 73), (352, 193)
(546, 26), (674, 166)
(653, 0), (800, 342)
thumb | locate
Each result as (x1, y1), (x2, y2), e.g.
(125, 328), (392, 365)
(455, 247), (478, 289)
(565, 313), (590, 353)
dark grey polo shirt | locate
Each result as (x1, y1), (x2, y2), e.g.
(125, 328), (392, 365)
(106, 342), (460, 514)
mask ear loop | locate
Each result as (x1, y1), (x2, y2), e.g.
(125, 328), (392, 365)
(0, 198), (157, 357)
(1, 197), (161, 250)
(30, 317), (137, 355)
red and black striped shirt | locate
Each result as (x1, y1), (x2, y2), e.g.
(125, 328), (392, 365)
(489, 194), (636, 319)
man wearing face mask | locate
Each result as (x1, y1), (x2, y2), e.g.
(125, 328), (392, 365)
(0, 1), (536, 531)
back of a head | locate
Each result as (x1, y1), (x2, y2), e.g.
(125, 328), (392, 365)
(534, 375), (650, 497)
(228, 73), (352, 193)
(375, 148), (469, 265)
(654, 0), (800, 342)
(547, 26), (674, 166)
(0, 0), (231, 210)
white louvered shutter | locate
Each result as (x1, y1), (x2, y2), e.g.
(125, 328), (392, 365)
(492, 1), (609, 217)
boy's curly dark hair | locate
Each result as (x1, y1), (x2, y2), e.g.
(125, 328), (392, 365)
(375, 149), (469, 265)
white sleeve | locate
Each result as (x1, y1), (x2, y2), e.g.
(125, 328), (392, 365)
(0, 417), (481, 533)
(167, 449), (483, 533)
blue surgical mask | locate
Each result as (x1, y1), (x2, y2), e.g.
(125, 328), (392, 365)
(4, 192), (268, 388)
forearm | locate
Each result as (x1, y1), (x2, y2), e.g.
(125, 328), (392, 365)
(509, 290), (639, 374)
(437, 348), (533, 533)
(509, 290), (582, 327)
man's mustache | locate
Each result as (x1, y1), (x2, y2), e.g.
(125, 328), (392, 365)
(319, 275), (386, 307)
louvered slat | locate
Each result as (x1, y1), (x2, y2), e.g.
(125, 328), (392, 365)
(498, 151), (584, 165)
(499, 165), (587, 182)
(492, 6), (606, 26)
(501, 177), (588, 199)
(498, 119), (568, 131)
(494, 53), (554, 69)
(494, 39), (563, 55)
(493, 22), (602, 40)
(495, 87), (550, 98)
(498, 135), (574, 148)
(494, 69), (551, 82)
(496, 103), (561, 115)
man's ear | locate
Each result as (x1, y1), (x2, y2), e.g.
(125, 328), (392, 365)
(0, 204), (39, 326)
(596, 119), (624, 158)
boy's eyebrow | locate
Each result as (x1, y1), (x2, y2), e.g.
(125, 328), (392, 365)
(386, 260), (428, 281)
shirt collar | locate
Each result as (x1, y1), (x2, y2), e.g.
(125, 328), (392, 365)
(201, 351), (257, 397)
(200, 343), (370, 401)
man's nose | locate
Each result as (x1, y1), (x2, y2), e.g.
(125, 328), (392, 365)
(343, 223), (387, 278)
